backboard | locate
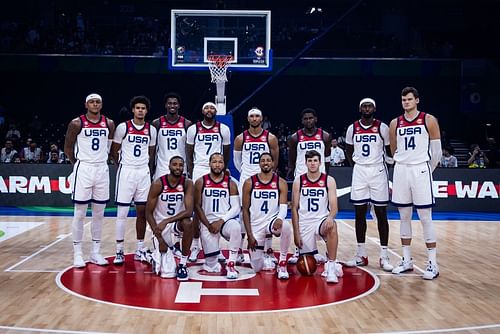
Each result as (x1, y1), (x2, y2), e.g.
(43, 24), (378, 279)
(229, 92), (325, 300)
(170, 9), (272, 71)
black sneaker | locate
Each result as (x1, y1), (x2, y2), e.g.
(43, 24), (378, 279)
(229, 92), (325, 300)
(177, 264), (189, 281)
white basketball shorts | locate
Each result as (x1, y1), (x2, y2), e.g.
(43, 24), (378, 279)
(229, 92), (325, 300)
(71, 161), (110, 204)
(115, 164), (151, 206)
(391, 162), (434, 208)
(350, 163), (389, 206)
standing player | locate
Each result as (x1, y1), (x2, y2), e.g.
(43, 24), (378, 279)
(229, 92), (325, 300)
(241, 153), (292, 279)
(64, 93), (115, 268)
(194, 153), (242, 279)
(145, 156), (194, 280)
(291, 150), (343, 283)
(233, 107), (279, 267)
(110, 96), (157, 264)
(344, 98), (393, 271)
(389, 86), (442, 280)
(152, 92), (191, 179)
(186, 102), (231, 262)
(287, 108), (331, 263)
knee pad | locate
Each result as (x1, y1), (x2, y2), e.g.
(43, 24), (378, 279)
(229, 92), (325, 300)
(398, 207), (412, 239)
(417, 208), (436, 243)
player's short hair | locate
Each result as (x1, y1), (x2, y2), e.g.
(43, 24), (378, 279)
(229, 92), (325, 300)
(163, 92), (181, 105)
(209, 152), (224, 163)
(401, 86), (419, 99)
(169, 155), (184, 164)
(130, 95), (151, 111)
(300, 108), (317, 119)
(305, 150), (321, 161)
(259, 152), (273, 161)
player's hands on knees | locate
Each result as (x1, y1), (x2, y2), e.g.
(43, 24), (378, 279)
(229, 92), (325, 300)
(272, 219), (283, 233)
(157, 236), (168, 253)
(209, 219), (224, 234)
(247, 234), (257, 251)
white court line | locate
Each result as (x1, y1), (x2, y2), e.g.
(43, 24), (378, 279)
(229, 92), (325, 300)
(337, 219), (425, 274)
(0, 325), (116, 334)
(6, 269), (60, 273)
(369, 323), (500, 333)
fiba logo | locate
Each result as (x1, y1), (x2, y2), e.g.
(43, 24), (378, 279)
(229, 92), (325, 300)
(176, 46), (185, 55)
(254, 46), (264, 58)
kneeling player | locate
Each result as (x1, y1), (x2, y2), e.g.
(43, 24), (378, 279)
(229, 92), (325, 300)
(145, 156), (194, 281)
(291, 150), (343, 283)
(242, 153), (292, 279)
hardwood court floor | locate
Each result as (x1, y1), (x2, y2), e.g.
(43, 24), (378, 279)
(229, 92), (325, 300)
(0, 214), (499, 334)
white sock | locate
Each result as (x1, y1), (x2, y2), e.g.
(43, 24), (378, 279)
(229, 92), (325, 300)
(402, 245), (412, 261)
(380, 246), (388, 258)
(137, 240), (144, 250)
(357, 243), (367, 257)
(427, 247), (437, 264)
(116, 241), (124, 252)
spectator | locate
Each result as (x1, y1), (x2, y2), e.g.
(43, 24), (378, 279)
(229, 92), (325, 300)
(12, 153), (21, 163)
(467, 144), (489, 168)
(1, 140), (17, 163)
(330, 138), (345, 167)
(262, 115), (272, 130)
(439, 146), (458, 167)
(485, 137), (500, 168)
(5, 123), (21, 144)
(49, 142), (65, 162)
(21, 139), (43, 163)
(47, 149), (62, 163)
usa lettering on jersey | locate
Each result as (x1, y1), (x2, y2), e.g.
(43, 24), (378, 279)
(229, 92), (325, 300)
(76, 115), (109, 163)
(193, 121), (224, 167)
(156, 116), (187, 174)
(119, 120), (151, 166)
(201, 174), (231, 222)
(295, 128), (326, 177)
(351, 119), (385, 164)
(249, 174), (280, 225)
(394, 112), (430, 164)
(298, 173), (329, 224)
(241, 130), (271, 179)
(155, 175), (186, 221)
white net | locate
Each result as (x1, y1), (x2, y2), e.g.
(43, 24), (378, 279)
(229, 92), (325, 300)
(208, 55), (232, 83)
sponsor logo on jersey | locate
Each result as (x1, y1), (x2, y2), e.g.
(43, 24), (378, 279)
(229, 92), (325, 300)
(372, 127), (378, 132)
(176, 185), (183, 191)
(271, 182), (277, 188)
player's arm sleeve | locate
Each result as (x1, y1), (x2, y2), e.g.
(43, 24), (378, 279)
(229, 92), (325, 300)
(221, 125), (231, 145)
(222, 195), (240, 222)
(345, 125), (354, 145)
(430, 139), (442, 172)
(113, 123), (126, 143)
(186, 125), (195, 145)
(233, 150), (242, 172)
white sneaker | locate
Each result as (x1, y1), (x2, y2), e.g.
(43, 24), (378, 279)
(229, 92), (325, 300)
(326, 261), (338, 283)
(277, 261), (289, 280)
(345, 255), (368, 267)
(392, 258), (414, 274)
(90, 253), (108, 266)
(73, 253), (86, 268)
(160, 251), (176, 279)
(113, 250), (125, 265)
(218, 252), (227, 263)
(188, 246), (200, 262)
(150, 248), (161, 275)
(287, 248), (299, 264)
(226, 261), (238, 279)
(263, 255), (276, 270)
(134, 247), (150, 262)
(202, 262), (222, 273)
(236, 251), (245, 264)
(314, 253), (327, 264)
(173, 247), (183, 259)
(379, 256), (394, 272)
(335, 262), (344, 278)
(321, 261), (328, 277)
(422, 261), (440, 280)
(266, 249), (278, 263)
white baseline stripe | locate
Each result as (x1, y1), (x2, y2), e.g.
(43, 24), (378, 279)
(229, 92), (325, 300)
(369, 323), (500, 334)
(337, 219), (425, 274)
(0, 325), (115, 334)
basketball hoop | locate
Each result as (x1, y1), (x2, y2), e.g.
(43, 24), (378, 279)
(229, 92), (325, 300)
(208, 55), (233, 83)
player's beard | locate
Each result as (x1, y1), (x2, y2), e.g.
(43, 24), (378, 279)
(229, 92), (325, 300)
(361, 112), (373, 119)
(210, 168), (223, 176)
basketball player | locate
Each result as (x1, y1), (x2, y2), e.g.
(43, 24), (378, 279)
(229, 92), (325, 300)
(186, 102), (231, 262)
(389, 86), (442, 280)
(145, 156), (194, 280)
(241, 153), (292, 280)
(291, 150), (343, 284)
(64, 93), (115, 268)
(152, 92), (191, 179)
(233, 107), (279, 268)
(287, 108), (331, 264)
(110, 96), (157, 264)
(344, 98), (393, 271)
(194, 153), (242, 279)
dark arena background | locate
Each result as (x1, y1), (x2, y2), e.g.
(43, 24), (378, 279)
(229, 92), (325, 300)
(1, 1), (500, 334)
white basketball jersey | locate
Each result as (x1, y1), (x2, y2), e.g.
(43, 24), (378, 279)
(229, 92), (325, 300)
(240, 129), (271, 182)
(295, 128), (326, 177)
(154, 175), (186, 222)
(155, 115), (187, 173)
(75, 115), (110, 163)
(201, 174), (231, 223)
(298, 173), (329, 224)
(249, 173), (280, 226)
(117, 120), (152, 167)
(191, 121), (225, 169)
(347, 119), (388, 165)
(394, 112), (430, 164)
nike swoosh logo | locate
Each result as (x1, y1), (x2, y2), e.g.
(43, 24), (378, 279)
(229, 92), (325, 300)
(337, 187), (351, 197)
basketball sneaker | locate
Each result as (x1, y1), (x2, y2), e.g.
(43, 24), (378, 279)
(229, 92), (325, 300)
(176, 264), (189, 281)
(173, 242), (183, 259)
(188, 246), (200, 262)
(202, 261), (222, 273)
(314, 253), (327, 264)
(287, 248), (300, 264)
(263, 254), (276, 270)
(160, 251), (176, 279)
(422, 261), (439, 280)
(226, 261), (238, 279)
(392, 258), (414, 274)
(90, 252), (108, 266)
(379, 256), (393, 272)
(322, 261), (344, 278)
(326, 261), (338, 284)
(266, 248), (278, 263)
(218, 252), (227, 263)
(134, 247), (150, 262)
(345, 255), (368, 267)
(277, 261), (289, 280)
(73, 252), (86, 268)
(113, 250), (125, 265)
(150, 248), (161, 275)
(236, 249), (245, 264)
